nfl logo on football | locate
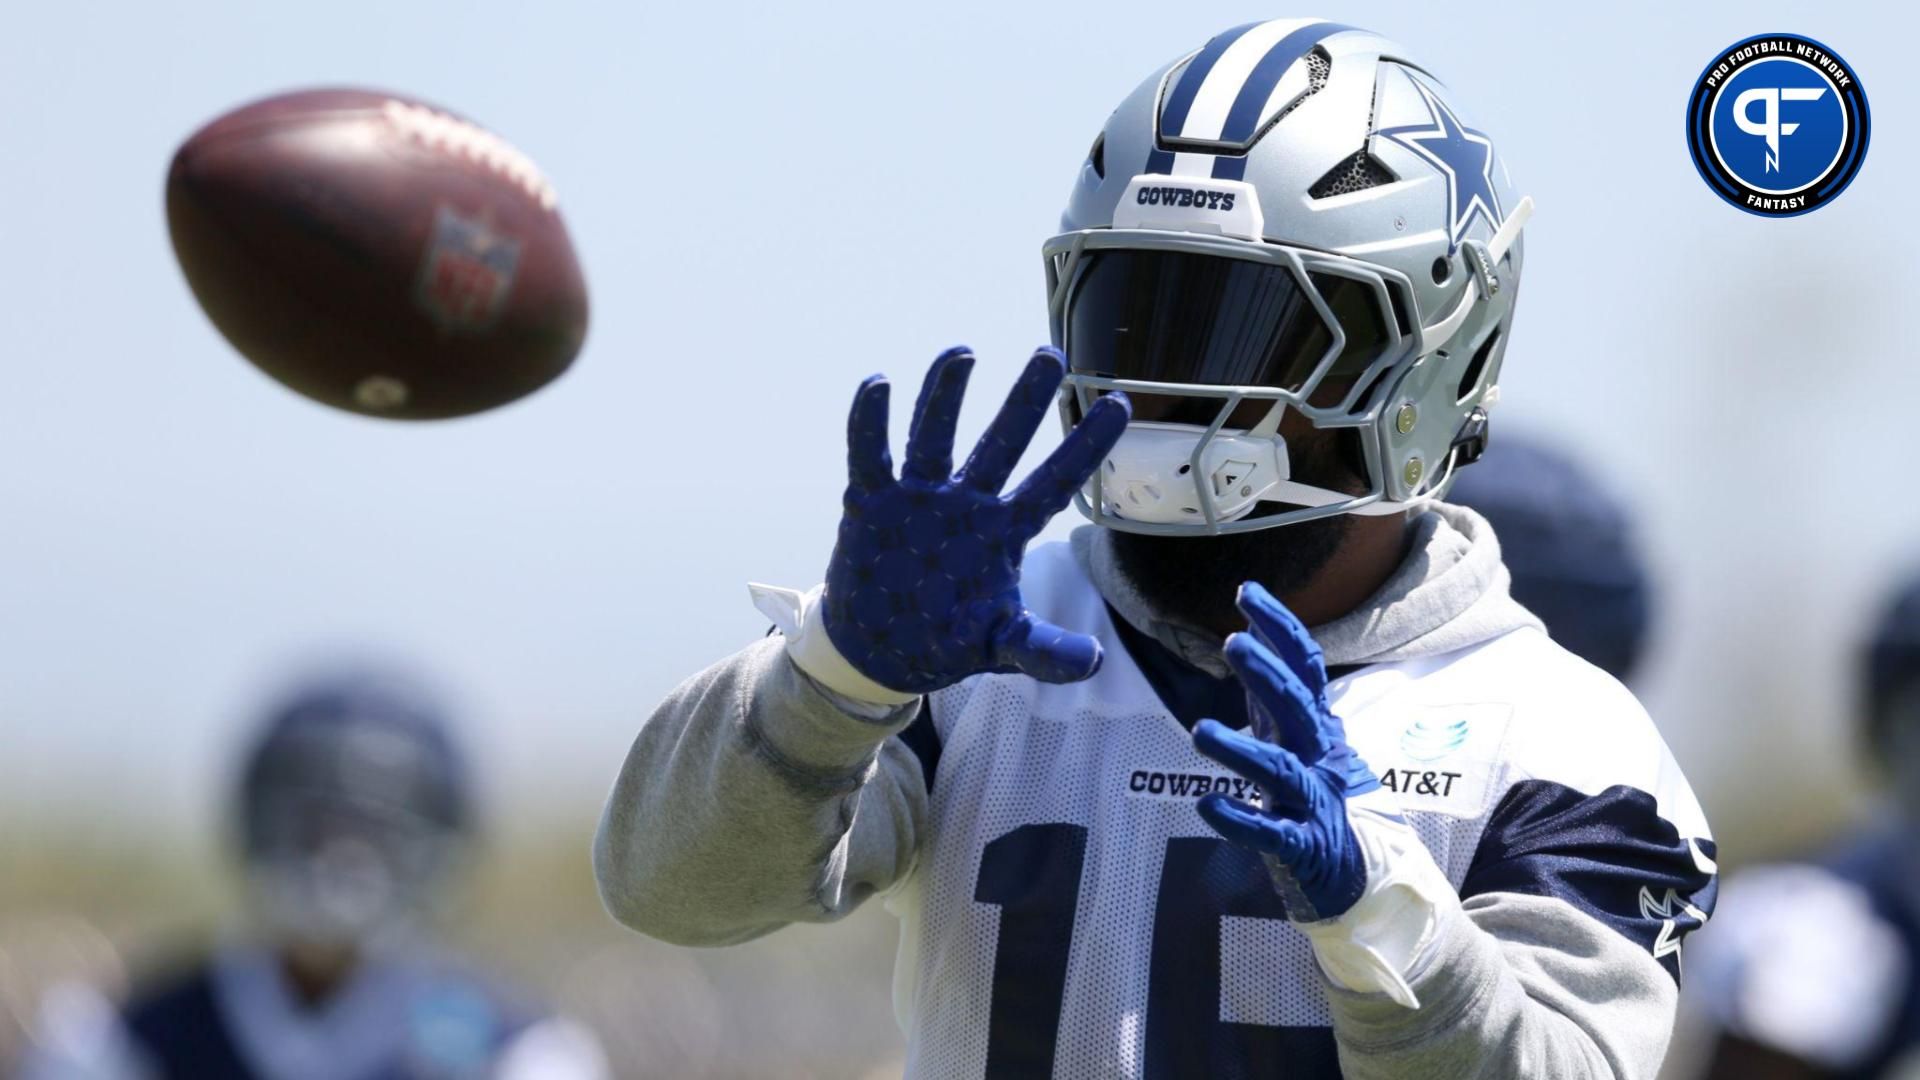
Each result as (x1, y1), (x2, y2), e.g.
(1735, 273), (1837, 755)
(415, 206), (521, 331)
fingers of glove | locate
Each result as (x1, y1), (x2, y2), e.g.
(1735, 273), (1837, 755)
(958, 347), (1067, 495)
(903, 347), (975, 484)
(1223, 633), (1332, 765)
(846, 376), (895, 493)
(1197, 793), (1314, 862)
(1006, 391), (1131, 534)
(1236, 581), (1329, 705)
(993, 611), (1105, 684)
(1192, 718), (1313, 817)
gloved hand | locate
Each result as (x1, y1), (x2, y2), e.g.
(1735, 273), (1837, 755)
(820, 346), (1130, 696)
(1193, 581), (1380, 921)
(1194, 582), (1455, 1008)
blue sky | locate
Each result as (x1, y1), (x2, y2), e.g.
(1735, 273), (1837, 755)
(1, 1), (1912, 846)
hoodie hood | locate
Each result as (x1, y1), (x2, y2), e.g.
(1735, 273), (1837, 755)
(1072, 503), (1541, 676)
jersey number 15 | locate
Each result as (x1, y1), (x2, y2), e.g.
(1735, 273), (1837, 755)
(973, 822), (1337, 1080)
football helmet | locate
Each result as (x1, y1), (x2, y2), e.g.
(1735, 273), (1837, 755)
(1047, 18), (1531, 534)
(1866, 572), (1920, 754)
(234, 670), (471, 950)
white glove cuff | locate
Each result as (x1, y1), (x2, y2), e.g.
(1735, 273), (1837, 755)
(748, 583), (920, 709)
(1296, 790), (1459, 1010)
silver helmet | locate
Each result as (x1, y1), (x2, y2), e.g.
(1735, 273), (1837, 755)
(1046, 18), (1532, 534)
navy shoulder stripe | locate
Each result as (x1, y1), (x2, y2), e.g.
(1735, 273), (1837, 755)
(1461, 780), (1717, 984)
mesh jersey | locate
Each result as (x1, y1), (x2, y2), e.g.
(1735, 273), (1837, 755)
(886, 541), (1715, 1080)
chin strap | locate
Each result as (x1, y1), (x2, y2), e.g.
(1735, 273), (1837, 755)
(1488, 196), (1534, 264)
(1418, 195), (1534, 355)
(1263, 479), (1425, 517)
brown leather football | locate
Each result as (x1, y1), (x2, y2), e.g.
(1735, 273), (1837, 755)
(167, 88), (588, 419)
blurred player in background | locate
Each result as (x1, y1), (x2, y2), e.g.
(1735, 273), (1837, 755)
(1445, 435), (1652, 684)
(21, 672), (607, 1080)
(1684, 574), (1920, 1080)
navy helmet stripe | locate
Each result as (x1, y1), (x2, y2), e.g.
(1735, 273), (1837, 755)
(1210, 155), (1247, 182)
(1216, 22), (1356, 145)
(1157, 22), (1264, 144)
(1149, 21), (1359, 177)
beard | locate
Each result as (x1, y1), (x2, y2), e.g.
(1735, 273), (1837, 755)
(1109, 429), (1363, 633)
(1111, 515), (1352, 632)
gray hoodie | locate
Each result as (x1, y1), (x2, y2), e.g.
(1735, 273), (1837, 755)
(596, 505), (1708, 1078)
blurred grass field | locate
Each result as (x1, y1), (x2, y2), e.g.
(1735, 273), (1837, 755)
(0, 821), (907, 1078)
(0, 762), (1873, 1079)
(2, 790), (1864, 1079)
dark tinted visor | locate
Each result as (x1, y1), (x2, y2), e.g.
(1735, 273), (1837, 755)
(1061, 250), (1389, 394)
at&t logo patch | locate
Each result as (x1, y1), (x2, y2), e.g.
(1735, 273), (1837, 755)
(1685, 34), (1869, 217)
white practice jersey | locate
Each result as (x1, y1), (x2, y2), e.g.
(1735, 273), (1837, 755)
(885, 541), (1716, 1079)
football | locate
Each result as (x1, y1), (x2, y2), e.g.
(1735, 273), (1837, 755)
(166, 88), (588, 419)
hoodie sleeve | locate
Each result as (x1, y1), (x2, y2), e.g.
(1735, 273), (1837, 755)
(1325, 681), (1718, 1080)
(593, 635), (928, 945)
(1326, 887), (1704, 1079)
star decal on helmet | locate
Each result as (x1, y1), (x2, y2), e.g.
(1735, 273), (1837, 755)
(1377, 77), (1502, 253)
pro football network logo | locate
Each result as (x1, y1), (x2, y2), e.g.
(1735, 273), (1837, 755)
(1685, 34), (1869, 217)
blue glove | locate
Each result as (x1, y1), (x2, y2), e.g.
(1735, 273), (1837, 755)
(1194, 582), (1384, 922)
(822, 346), (1131, 695)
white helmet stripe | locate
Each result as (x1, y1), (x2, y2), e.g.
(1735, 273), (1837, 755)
(1174, 18), (1320, 142)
